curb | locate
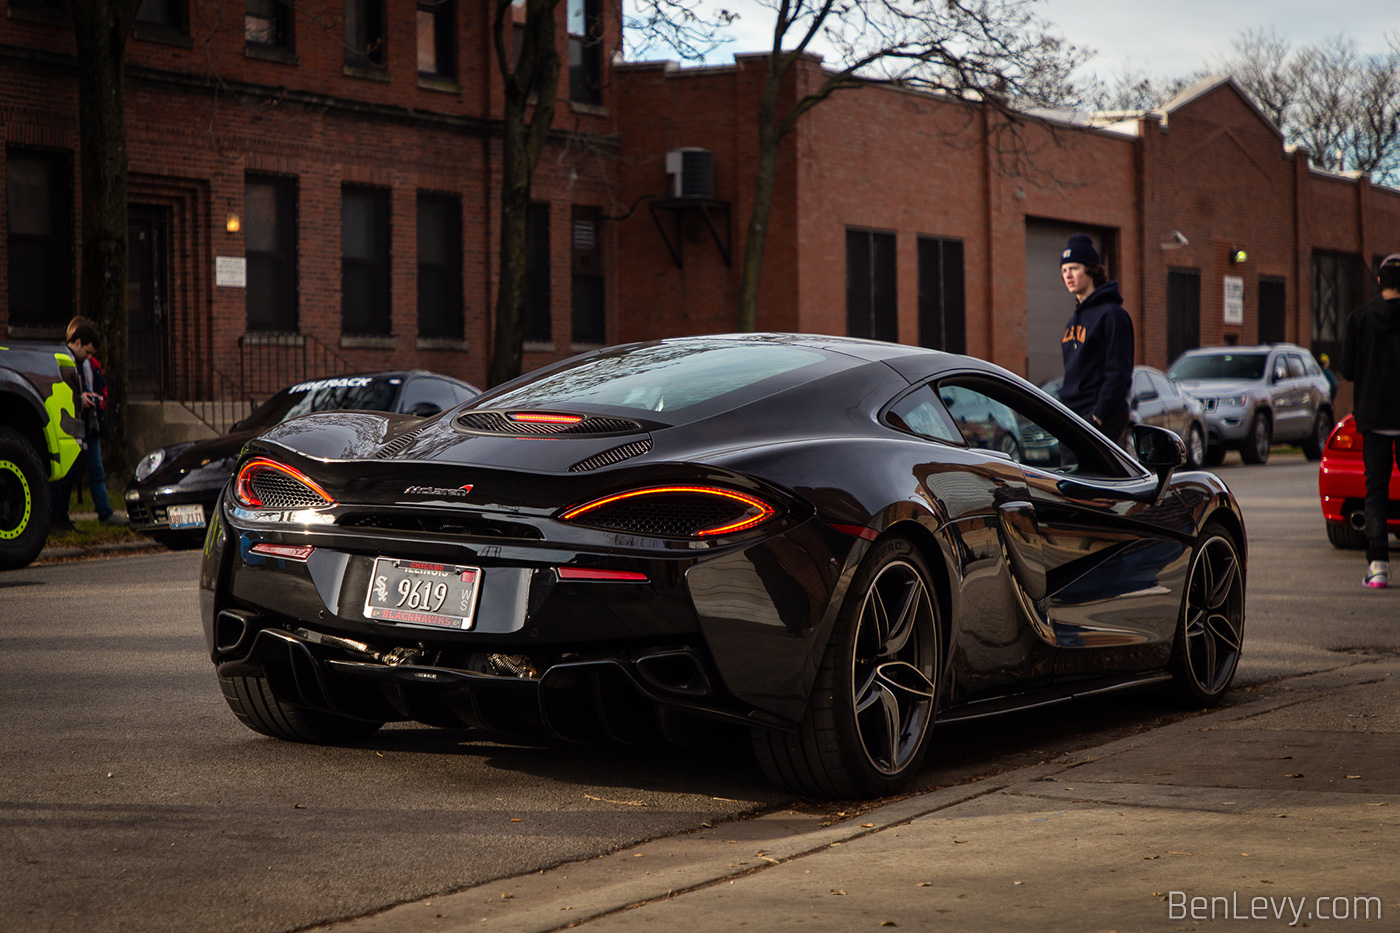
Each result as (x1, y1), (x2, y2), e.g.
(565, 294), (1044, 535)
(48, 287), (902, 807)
(321, 657), (1398, 933)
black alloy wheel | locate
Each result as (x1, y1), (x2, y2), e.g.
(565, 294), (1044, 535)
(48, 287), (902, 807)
(753, 537), (941, 798)
(1170, 522), (1245, 706)
(1240, 413), (1271, 464)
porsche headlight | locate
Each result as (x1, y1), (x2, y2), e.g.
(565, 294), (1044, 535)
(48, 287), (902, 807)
(134, 449), (165, 482)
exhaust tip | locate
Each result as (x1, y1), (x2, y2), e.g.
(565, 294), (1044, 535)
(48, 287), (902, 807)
(1349, 511), (1366, 530)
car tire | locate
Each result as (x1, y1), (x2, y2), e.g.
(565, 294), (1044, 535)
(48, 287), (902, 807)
(1203, 443), (1226, 467)
(219, 671), (385, 744)
(1302, 409), (1332, 461)
(0, 426), (52, 571)
(1185, 424), (1206, 469)
(1240, 413), (1271, 464)
(1324, 519), (1368, 550)
(1169, 521), (1245, 707)
(752, 536), (940, 798)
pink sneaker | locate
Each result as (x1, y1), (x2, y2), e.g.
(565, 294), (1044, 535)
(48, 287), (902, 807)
(1365, 561), (1389, 589)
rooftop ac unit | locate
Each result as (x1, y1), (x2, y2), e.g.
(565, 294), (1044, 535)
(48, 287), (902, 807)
(665, 147), (715, 199)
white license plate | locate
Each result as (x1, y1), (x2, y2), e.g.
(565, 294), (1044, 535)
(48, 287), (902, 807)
(167, 503), (206, 529)
(364, 557), (481, 630)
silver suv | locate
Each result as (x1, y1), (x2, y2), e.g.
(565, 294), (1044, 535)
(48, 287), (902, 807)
(1165, 343), (1333, 465)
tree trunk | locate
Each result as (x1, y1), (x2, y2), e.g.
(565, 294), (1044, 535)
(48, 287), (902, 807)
(736, 58), (791, 333)
(489, 0), (561, 388)
(70, 0), (138, 476)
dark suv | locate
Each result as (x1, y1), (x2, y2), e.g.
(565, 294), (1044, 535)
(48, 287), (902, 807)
(1166, 343), (1333, 465)
(0, 342), (84, 569)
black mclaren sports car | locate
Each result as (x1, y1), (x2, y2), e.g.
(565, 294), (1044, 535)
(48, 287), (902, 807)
(199, 334), (1247, 799)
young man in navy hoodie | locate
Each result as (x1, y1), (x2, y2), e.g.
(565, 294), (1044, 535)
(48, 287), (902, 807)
(1058, 234), (1134, 447)
(1338, 253), (1400, 589)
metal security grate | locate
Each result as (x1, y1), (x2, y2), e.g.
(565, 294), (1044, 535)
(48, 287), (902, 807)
(249, 471), (331, 509)
(569, 439), (652, 472)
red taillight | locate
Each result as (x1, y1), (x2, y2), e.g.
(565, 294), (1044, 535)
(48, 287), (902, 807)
(556, 567), (649, 582)
(509, 411), (583, 425)
(1328, 421), (1361, 452)
(559, 485), (778, 538)
(233, 458), (335, 510)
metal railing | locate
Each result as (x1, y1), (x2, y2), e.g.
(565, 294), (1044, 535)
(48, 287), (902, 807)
(131, 331), (361, 437)
(238, 332), (357, 401)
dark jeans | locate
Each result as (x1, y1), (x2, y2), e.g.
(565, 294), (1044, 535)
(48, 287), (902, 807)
(1361, 430), (1400, 563)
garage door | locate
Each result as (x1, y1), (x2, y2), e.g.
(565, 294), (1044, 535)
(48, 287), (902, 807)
(1024, 221), (1112, 387)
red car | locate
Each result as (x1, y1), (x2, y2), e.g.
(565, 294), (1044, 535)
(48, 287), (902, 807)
(1319, 414), (1400, 548)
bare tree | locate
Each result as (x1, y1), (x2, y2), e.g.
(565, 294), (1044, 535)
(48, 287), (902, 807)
(488, 0), (727, 387)
(1215, 27), (1296, 129)
(1209, 30), (1400, 183)
(70, 0), (142, 475)
(733, 0), (1084, 332)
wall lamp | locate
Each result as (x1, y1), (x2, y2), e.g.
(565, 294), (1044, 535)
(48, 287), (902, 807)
(226, 212), (241, 234)
(1229, 246), (1247, 264)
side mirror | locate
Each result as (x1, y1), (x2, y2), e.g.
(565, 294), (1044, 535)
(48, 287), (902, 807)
(1133, 424), (1187, 476)
(407, 401), (441, 417)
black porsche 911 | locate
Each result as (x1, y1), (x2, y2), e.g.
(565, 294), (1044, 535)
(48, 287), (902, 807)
(199, 335), (1246, 799)
(126, 371), (479, 547)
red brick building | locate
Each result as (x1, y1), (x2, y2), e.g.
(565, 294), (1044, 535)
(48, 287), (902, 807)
(612, 54), (1400, 416)
(4, 6), (1398, 457)
(2, 0), (621, 418)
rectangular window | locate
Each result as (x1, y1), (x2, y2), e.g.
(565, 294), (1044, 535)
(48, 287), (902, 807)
(344, 0), (386, 68)
(417, 0), (455, 78)
(571, 205), (605, 344)
(1258, 276), (1286, 345)
(244, 174), (298, 334)
(1311, 250), (1367, 363)
(1166, 267), (1201, 365)
(917, 235), (965, 353)
(6, 148), (73, 330)
(136, 0), (186, 31)
(846, 228), (897, 342)
(245, 0), (292, 48)
(524, 201), (552, 343)
(567, 0), (602, 105)
(341, 186), (391, 336)
(416, 192), (462, 339)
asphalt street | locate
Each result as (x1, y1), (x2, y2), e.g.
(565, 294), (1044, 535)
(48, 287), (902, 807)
(0, 450), (1393, 932)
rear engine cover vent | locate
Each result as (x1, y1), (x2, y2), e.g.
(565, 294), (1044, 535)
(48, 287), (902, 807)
(457, 411), (642, 437)
(569, 439), (652, 472)
(373, 424), (430, 459)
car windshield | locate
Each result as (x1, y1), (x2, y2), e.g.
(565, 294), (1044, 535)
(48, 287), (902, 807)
(480, 340), (832, 415)
(239, 376), (402, 431)
(1168, 353), (1268, 381)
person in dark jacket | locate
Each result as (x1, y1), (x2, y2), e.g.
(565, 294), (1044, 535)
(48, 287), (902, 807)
(1338, 252), (1400, 589)
(1058, 234), (1134, 446)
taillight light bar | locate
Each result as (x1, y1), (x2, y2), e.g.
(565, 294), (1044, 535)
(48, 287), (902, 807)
(560, 485), (777, 538)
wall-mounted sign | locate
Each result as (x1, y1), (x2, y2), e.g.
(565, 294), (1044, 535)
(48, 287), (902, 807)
(216, 256), (247, 288)
(1223, 275), (1244, 325)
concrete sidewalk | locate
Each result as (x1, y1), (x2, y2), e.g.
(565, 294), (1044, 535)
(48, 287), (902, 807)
(323, 657), (1400, 933)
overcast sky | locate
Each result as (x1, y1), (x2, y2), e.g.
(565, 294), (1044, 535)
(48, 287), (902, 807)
(645, 0), (1400, 82)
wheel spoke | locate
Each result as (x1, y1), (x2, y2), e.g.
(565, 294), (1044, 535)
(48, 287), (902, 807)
(880, 576), (923, 657)
(1205, 611), (1242, 651)
(1205, 548), (1239, 610)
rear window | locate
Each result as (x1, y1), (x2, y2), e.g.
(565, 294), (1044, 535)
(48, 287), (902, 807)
(241, 376), (402, 431)
(479, 341), (835, 416)
(1168, 353), (1267, 381)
